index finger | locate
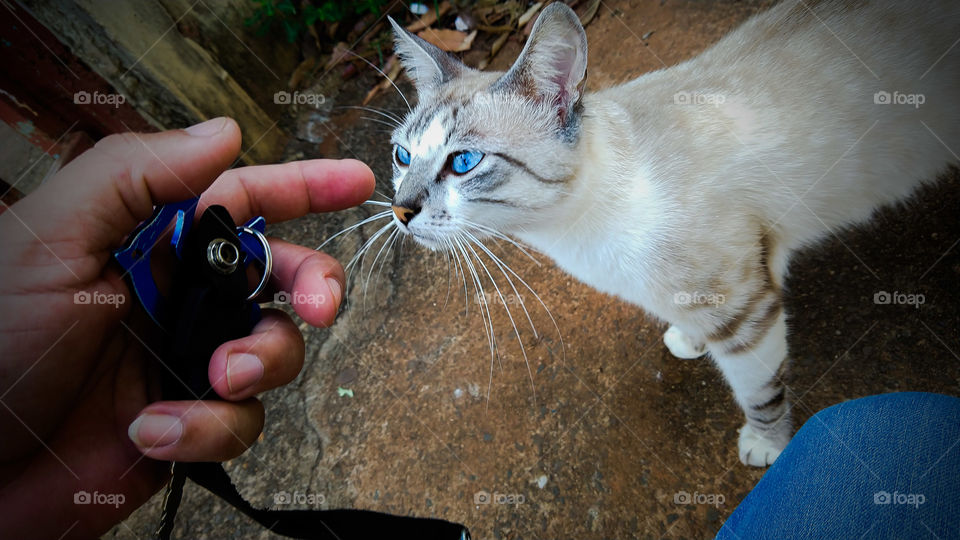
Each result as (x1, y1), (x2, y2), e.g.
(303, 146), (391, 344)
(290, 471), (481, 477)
(198, 159), (376, 225)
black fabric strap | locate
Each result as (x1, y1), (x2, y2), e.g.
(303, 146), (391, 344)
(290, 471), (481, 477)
(184, 462), (470, 540)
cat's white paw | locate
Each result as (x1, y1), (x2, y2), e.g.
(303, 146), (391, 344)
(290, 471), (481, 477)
(663, 326), (706, 359)
(738, 423), (787, 467)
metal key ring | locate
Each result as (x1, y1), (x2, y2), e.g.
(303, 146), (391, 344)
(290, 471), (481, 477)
(240, 226), (272, 301)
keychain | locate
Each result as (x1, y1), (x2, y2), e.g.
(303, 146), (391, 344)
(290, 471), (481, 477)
(114, 198), (469, 540)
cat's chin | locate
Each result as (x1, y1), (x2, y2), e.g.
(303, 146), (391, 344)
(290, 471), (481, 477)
(407, 230), (447, 251)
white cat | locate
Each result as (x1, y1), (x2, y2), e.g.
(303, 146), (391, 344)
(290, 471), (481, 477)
(384, 1), (960, 466)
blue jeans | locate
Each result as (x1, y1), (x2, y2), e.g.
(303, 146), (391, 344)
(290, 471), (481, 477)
(716, 392), (960, 539)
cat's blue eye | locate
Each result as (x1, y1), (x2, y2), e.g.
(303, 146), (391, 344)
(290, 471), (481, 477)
(451, 150), (484, 174)
(395, 145), (411, 166)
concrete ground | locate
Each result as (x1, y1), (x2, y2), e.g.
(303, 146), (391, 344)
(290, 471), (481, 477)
(114, 1), (960, 538)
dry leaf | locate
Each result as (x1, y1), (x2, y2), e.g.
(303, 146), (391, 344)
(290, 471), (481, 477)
(517, 2), (543, 27)
(361, 21), (385, 44)
(490, 30), (511, 58)
(580, 0), (601, 26)
(406, 1), (452, 33)
(381, 54), (398, 75)
(459, 29), (479, 52)
(417, 28), (477, 52)
(474, 2), (515, 26)
(324, 42), (353, 71)
(477, 23), (514, 33)
(288, 56), (316, 89)
(362, 57), (403, 105)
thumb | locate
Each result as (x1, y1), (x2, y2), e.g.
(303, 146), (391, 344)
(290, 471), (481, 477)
(12, 117), (242, 258)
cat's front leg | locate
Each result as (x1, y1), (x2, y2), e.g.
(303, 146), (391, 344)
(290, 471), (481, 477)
(708, 307), (792, 467)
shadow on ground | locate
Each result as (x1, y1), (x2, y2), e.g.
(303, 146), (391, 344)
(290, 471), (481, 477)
(115, 1), (959, 538)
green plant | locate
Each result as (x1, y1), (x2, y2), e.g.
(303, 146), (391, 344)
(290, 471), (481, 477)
(246, 0), (389, 43)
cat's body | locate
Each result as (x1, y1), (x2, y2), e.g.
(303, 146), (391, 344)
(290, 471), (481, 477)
(386, 0), (960, 465)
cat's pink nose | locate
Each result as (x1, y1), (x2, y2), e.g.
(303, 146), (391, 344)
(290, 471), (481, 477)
(392, 205), (416, 225)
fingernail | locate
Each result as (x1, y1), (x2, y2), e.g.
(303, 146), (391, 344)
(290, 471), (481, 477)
(185, 117), (227, 137)
(128, 414), (183, 448)
(325, 277), (343, 306)
(226, 353), (264, 394)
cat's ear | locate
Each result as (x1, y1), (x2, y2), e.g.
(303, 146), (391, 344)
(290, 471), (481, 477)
(493, 3), (588, 125)
(389, 16), (465, 93)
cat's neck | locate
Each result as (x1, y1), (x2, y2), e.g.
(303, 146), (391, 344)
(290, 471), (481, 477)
(514, 95), (664, 261)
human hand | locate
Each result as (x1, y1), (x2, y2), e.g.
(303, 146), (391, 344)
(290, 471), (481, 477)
(0, 117), (374, 539)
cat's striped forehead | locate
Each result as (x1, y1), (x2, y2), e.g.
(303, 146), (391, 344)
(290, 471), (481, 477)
(395, 71), (505, 150)
(401, 103), (459, 157)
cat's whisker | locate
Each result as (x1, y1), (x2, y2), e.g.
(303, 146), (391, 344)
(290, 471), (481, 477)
(464, 228), (566, 366)
(442, 244), (452, 310)
(462, 236), (537, 403)
(463, 230), (538, 338)
(341, 49), (412, 112)
(444, 236), (470, 316)
(375, 227), (403, 292)
(335, 105), (404, 126)
(317, 210), (392, 251)
(453, 235), (498, 409)
(360, 116), (403, 130)
(352, 231), (391, 306)
(363, 200), (393, 207)
(455, 235), (494, 354)
(346, 220), (395, 274)
(460, 239), (508, 375)
(461, 219), (541, 266)
(364, 227), (400, 305)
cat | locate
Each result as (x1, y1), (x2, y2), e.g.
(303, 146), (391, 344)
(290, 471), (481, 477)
(382, 0), (960, 466)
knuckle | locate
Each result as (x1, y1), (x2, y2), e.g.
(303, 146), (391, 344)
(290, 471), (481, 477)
(95, 132), (140, 154)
